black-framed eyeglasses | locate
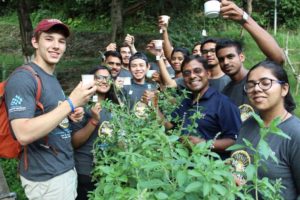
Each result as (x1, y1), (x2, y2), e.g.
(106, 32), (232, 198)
(182, 68), (203, 77)
(244, 77), (285, 93)
(94, 74), (111, 81)
(201, 48), (216, 55)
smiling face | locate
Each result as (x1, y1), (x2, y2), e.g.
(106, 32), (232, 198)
(246, 67), (288, 113)
(129, 58), (150, 84)
(94, 69), (111, 94)
(182, 59), (209, 94)
(32, 32), (66, 68)
(171, 51), (185, 71)
(192, 44), (201, 56)
(105, 56), (122, 78)
(217, 46), (244, 77)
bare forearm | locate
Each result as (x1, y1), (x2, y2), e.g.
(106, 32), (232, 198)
(11, 100), (73, 145)
(243, 17), (285, 65)
(162, 30), (173, 62)
(212, 138), (235, 152)
(72, 122), (96, 148)
(158, 58), (177, 87)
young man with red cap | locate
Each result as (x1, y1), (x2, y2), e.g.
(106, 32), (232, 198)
(4, 19), (96, 199)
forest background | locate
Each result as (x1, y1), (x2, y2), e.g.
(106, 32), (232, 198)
(0, 0), (300, 199)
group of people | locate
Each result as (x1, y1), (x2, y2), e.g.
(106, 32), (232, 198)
(3, 0), (300, 199)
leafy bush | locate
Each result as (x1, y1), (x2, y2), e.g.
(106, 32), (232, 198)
(90, 89), (284, 199)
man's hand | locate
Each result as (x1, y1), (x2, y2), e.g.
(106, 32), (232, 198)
(68, 81), (97, 108)
(124, 34), (135, 48)
(188, 135), (206, 145)
(106, 42), (117, 51)
(220, 0), (244, 22)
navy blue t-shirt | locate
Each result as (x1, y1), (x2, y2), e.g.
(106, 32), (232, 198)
(171, 87), (242, 158)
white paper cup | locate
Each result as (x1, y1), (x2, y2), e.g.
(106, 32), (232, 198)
(81, 74), (94, 86)
(153, 40), (163, 50)
(159, 15), (170, 33)
(204, 0), (221, 18)
(146, 70), (157, 79)
(117, 77), (131, 86)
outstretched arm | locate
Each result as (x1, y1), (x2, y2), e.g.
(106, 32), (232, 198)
(220, 0), (285, 65)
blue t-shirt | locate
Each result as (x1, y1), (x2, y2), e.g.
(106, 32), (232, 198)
(5, 62), (74, 181)
(171, 87), (242, 158)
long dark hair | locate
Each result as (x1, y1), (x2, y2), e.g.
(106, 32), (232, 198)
(247, 60), (296, 112)
(89, 65), (119, 104)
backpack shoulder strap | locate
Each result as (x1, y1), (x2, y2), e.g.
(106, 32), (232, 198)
(17, 65), (44, 112)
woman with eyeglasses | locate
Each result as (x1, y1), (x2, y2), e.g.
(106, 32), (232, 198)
(236, 60), (300, 199)
(70, 66), (119, 200)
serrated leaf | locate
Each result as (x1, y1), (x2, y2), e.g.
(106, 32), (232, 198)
(188, 170), (202, 177)
(138, 179), (165, 189)
(168, 135), (180, 142)
(185, 181), (202, 193)
(212, 184), (227, 196)
(245, 164), (256, 181)
(203, 182), (211, 196)
(226, 144), (245, 151)
(252, 112), (265, 128)
(257, 140), (271, 160)
(155, 192), (168, 199)
(176, 171), (187, 187)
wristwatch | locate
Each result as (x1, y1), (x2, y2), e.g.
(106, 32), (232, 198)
(241, 11), (249, 24)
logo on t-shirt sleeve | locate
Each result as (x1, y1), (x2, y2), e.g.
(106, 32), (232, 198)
(9, 95), (26, 113)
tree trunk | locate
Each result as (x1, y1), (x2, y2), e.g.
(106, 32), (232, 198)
(111, 0), (123, 43)
(17, 0), (33, 64)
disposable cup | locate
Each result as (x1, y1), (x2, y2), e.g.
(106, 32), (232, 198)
(146, 70), (157, 79)
(153, 40), (163, 50)
(81, 74), (94, 86)
(204, 0), (221, 18)
(159, 15), (170, 33)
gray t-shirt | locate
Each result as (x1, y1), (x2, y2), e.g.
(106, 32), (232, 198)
(236, 116), (300, 200)
(71, 107), (112, 176)
(5, 63), (74, 181)
(209, 74), (231, 92)
(118, 68), (132, 78)
(222, 76), (250, 106)
(122, 81), (157, 109)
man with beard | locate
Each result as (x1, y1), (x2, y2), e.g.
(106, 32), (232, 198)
(104, 51), (132, 79)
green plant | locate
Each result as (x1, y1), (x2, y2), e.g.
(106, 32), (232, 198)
(228, 113), (289, 200)
(90, 90), (283, 199)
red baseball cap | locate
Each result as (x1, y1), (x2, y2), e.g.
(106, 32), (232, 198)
(34, 19), (70, 37)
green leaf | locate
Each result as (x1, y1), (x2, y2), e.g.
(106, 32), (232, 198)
(138, 179), (165, 189)
(252, 112), (265, 128)
(212, 184), (227, 196)
(185, 181), (202, 193)
(226, 144), (245, 151)
(168, 135), (180, 142)
(188, 170), (202, 177)
(176, 170), (187, 187)
(155, 192), (168, 199)
(203, 182), (211, 196)
(245, 164), (256, 181)
(257, 140), (271, 160)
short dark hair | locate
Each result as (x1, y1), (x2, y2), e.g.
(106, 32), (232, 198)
(129, 52), (149, 68)
(247, 60), (296, 112)
(200, 37), (219, 52)
(216, 38), (243, 55)
(104, 51), (123, 64)
(181, 55), (209, 71)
